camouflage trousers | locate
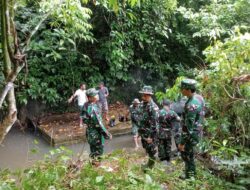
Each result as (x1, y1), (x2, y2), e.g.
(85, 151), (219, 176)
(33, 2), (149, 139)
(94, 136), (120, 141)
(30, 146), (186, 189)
(86, 127), (104, 159)
(141, 136), (157, 159)
(180, 142), (196, 178)
(158, 137), (172, 161)
(172, 121), (181, 146)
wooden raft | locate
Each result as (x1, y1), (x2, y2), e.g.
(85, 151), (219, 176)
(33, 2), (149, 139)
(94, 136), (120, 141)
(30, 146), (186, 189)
(37, 103), (132, 146)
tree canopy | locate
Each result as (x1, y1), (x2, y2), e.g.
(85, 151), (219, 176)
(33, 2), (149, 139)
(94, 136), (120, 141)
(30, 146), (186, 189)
(0, 1), (250, 188)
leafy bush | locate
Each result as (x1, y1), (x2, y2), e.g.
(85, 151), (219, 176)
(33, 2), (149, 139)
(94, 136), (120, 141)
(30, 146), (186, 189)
(201, 32), (250, 148)
(0, 148), (240, 190)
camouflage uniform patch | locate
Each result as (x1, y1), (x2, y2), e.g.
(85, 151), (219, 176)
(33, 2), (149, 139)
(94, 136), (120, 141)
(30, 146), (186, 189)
(158, 109), (180, 161)
(138, 99), (159, 161)
(82, 102), (110, 159)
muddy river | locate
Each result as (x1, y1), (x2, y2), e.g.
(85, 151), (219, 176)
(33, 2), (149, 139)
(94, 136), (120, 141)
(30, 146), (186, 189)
(0, 126), (136, 170)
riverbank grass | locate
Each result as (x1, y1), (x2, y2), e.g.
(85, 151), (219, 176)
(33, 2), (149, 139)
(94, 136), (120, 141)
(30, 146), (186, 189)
(0, 147), (239, 189)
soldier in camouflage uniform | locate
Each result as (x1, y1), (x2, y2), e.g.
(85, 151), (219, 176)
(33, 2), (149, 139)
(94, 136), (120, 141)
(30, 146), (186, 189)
(158, 99), (180, 162)
(178, 79), (202, 179)
(82, 88), (112, 166)
(138, 86), (159, 169)
(170, 97), (187, 149)
(129, 98), (141, 149)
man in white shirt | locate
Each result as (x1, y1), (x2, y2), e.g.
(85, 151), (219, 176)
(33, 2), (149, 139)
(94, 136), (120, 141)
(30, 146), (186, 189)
(68, 83), (88, 127)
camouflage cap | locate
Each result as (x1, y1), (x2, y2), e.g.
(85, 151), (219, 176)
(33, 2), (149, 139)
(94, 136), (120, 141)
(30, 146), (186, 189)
(132, 98), (140, 104)
(180, 79), (197, 90)
(86, 88), (99, 97)
(162, 99), (171, 106)
(139, 85), (154, 95)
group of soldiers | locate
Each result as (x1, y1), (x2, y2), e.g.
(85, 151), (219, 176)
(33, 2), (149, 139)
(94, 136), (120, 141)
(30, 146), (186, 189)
(81, 78), (204, 180)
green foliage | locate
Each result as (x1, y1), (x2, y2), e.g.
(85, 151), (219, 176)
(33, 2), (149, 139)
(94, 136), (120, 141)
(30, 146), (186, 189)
(155, 76), (185, 103)
(201, 32), (250, 149)
(0, 149), (240, 189)
(196, 32), (250, 188)
(40, 0), (93, 39)
(13, 0), (94, 106)
(178, 0), (250, 41)
(98, 0), (177, 86)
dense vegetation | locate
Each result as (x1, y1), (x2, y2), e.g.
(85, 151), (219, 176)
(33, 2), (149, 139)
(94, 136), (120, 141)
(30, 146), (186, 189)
(0, 0), (249, 189)
(0, 148), (243, 189)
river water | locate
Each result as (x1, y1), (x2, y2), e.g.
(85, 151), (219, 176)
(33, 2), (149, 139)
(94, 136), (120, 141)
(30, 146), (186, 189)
(0, 126), (135, 170)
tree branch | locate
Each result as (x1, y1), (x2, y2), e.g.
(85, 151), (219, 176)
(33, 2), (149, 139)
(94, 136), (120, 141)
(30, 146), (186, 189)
(232, 74), (250, 83)
(22, 12), (51, 54)
(223, 86), (246, 101)
(0, 82), (14, 109)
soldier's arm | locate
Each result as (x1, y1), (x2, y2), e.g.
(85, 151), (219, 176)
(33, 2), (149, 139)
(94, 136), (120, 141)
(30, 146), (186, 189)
(150, 105), (159, 137)
(180, 103), (201, 145)
(186, 104), (200, 133)
(94, 107), (112, 139)
(173, 111), (181, 122)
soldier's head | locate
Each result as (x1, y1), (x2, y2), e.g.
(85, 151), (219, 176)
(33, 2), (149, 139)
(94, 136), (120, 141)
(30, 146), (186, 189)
(132, 98), (140, 106)
(80, 83), (86, 90)
(86, 88), (99, 102)
(139, 85), (153, 102)
(180, 79), (197, 97)
(162, 99), (171, 110)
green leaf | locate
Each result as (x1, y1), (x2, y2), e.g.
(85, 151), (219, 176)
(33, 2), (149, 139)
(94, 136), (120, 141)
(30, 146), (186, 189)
(34, 139), (39, 145)
(109, 0), (119, 13)
(222, 139), (228, 146)
(145, 174), (152, 184)
(95, 176), (104, 183)
(30, 148), (38, 154)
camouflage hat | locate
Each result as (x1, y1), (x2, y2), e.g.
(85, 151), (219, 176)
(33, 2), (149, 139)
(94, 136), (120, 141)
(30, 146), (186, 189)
(180, 79), (197, 90)
(139, 85), (154, 95)
(132, 98), (140, 104)
(162, 99), (171, 106)
(86, 88), (99, 97)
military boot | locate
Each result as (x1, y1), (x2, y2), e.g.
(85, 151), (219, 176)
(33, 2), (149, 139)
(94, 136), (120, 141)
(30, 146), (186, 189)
(147, 158), (155, 168)
(142, 157), (155, 172)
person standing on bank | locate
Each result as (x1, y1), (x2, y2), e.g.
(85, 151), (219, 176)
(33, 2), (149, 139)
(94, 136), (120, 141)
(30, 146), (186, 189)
(158, 99), (180, 162)
(82, 88), (112, 166)
(138, 86), (159, 170)
(129, 98), (141, 149)
(178, 79), (202, 179)
(98, 82), (109, 121)
(68, 83), (88, 127)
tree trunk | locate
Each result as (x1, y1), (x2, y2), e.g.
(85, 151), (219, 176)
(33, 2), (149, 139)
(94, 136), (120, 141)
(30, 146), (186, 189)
(0, 89), (17, 143)
(0, 82), (14, 108)
(0, 0), (43, 143)
(0, 0), (17, 144)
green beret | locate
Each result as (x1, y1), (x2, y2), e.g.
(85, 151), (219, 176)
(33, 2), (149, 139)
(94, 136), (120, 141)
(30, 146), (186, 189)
(139, 85), (154, 95)
(180, 79), (197, 90)
(86, 88), (99, 97)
